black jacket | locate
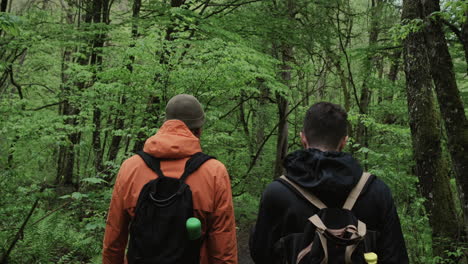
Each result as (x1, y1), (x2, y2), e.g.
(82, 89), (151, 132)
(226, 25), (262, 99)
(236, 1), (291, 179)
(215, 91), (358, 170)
(249, 148), (408, 264)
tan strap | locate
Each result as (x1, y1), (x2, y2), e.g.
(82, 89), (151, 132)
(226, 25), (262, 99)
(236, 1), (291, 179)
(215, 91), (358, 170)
(357, 220), (367, 237)
(344, 220), (367, 263)
(317, 232), (328, 264)
(280, 175), (327, 209)
(310, 215), (329, 264)
(345, 244), (358, 264)
(343, 172), (371, 210)
(309, 214), (327, 231)
(327, 225), (357, 237)
(296, 242), (313, 264)
(309, 215), (328, 264)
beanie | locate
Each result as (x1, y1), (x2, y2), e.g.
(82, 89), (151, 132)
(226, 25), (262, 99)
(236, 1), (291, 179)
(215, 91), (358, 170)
(165, 94), (205, 129)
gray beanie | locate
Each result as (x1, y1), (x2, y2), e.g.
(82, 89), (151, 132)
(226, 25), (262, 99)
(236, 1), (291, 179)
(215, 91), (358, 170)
(165, 94), (205, 129)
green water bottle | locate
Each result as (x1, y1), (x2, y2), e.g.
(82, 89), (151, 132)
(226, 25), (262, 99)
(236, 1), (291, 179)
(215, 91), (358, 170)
(186, 217), (202, 240)
(186, 217), (202, 264)
(364, 252), (378, 264)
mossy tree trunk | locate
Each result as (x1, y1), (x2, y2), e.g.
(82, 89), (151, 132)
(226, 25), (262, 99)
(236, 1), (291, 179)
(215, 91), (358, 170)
(273, 0), (294, 178)
(423, 0), (468, 235)
(402, 0), (460, 258)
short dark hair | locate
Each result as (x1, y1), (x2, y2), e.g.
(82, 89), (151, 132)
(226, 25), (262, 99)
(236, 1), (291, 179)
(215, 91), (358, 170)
(303, 102), (348, 149)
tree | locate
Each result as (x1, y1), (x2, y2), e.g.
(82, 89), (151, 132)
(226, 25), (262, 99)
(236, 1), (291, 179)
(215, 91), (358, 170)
(273, 0), (295, 178)
(423, 0), (468, 235)
(402, 0), (461, 258)
(56, 0), (112, 185)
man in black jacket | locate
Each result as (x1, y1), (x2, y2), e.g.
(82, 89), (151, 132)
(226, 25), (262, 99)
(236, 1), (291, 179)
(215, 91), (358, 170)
(249, 102), (408, 264)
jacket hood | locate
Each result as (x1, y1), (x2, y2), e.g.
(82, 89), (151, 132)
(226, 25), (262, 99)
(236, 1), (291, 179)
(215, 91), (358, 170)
(284, 148), (363, 195)
(143, 120), (202, 158)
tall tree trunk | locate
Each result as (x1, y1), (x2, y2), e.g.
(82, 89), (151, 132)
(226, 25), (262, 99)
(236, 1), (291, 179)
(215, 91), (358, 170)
(57, 0), (111, 184)
(402, 0), (460, 258)
(388, 50), (402, 83)
(133, 0), (185, 152)
(90, 0), (110, 174)
(1, 0), (7, 12)
(107, 97), (126, 162)
(133, 96), (161, 152)
(92, 108), (104, 173)
(61, 104), (80, 186)
(356, 0), (382, 153)
(274, 91), (289, 178)
(273, 0), (294, 178)
(461, 10), (468, 74)
(423, 0), (468, 235)
(108, 0), (141, 162)
(239, 91), (253, 155)
(255, 82), (268, 148)
(56, 43), (81, 186)
(56, 49), (72, 184)
(56, 0), (93, 186)
(335, 60), (351, 112)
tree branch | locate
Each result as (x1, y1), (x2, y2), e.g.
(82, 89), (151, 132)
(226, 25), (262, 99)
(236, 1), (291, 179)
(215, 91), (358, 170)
(27, 101), (65, 111)
(1, 198), (40, 263)
(8, 67), (23, 100)
(440, 18), (463, 43)
(336, 9), (362, 114)
(232, 79), (320, 195)
(203, 0), (261, 19)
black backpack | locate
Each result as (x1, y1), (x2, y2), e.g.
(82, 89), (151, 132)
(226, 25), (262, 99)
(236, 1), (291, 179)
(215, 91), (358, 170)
(127, 151), (214, 264)
(274, 173), (378, 264)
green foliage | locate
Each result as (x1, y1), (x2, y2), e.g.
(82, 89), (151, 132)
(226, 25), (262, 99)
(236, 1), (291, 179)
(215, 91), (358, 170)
(1, 0), (467, 262)
(0, 13), (21, 36)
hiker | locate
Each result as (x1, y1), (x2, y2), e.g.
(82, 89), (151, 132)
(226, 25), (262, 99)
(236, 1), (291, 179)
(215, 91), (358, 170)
(249, 102), (408, 264)
(103, 94), (238, 264)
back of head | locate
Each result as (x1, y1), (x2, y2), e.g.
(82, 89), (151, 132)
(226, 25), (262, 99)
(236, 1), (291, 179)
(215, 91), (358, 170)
(303, 102), (348, 150)
(165, 94), (205, 130)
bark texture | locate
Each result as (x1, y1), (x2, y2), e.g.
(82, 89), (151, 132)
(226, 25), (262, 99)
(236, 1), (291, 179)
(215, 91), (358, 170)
(402, 0), (461, 257)
(273, 0), (294, 178)
(1, 0), (7, 12)
(423, 0), (468, 235)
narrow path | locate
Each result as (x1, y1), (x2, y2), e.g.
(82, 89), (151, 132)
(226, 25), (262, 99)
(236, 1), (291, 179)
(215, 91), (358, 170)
(237, 223), (254, 264)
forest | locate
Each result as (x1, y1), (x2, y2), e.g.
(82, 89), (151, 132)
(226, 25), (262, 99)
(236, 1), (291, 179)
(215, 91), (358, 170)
(0, 0), (467, 263)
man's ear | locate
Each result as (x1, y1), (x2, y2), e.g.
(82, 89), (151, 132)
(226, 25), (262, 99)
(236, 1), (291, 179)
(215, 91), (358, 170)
(300, 132), (309, 149)
(338, 136), (348, 151)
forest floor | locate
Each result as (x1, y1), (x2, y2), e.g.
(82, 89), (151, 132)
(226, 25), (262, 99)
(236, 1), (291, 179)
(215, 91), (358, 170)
(237, 221), (255, 264)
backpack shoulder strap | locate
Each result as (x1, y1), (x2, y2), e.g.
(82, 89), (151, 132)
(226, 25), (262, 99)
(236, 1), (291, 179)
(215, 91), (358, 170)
(343, 172), (372, 210)
(136, 151), (166, 178)
(279, 175), (327, 209)
(180, 152), (215, 182)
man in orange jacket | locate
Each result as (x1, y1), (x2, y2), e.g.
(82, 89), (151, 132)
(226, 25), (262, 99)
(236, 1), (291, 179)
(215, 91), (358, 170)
(103, 94), (238, 264)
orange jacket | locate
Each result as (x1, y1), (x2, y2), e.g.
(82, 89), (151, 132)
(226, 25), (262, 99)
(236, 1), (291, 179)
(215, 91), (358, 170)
(103, 120), (238, 264)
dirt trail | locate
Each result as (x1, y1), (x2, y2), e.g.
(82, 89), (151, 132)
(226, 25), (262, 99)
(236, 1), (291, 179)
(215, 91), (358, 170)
(237, 223), (255, 264)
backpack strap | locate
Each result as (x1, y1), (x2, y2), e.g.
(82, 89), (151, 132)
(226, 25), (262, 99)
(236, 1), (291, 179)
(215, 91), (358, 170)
(310, 214), (367, 264)
(344, 220), (367, 264)
(137, 151), (214, 182)
(279, 175), (327, 210)
(342, 172), (372, 210)
(137, 151), (166, 178)
(179, 152), (214, 182)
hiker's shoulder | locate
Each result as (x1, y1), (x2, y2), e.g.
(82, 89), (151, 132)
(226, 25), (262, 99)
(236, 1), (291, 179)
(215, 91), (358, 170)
(261, 179), (293, 203)
(203, 156), (225, 169)
(366, 174), (391, 192)
(120, 154), (145, 170)
(363, 174), (395, 203)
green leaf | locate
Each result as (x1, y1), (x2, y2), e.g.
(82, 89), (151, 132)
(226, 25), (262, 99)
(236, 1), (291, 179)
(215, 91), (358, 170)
(81, 177), (107, 184)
